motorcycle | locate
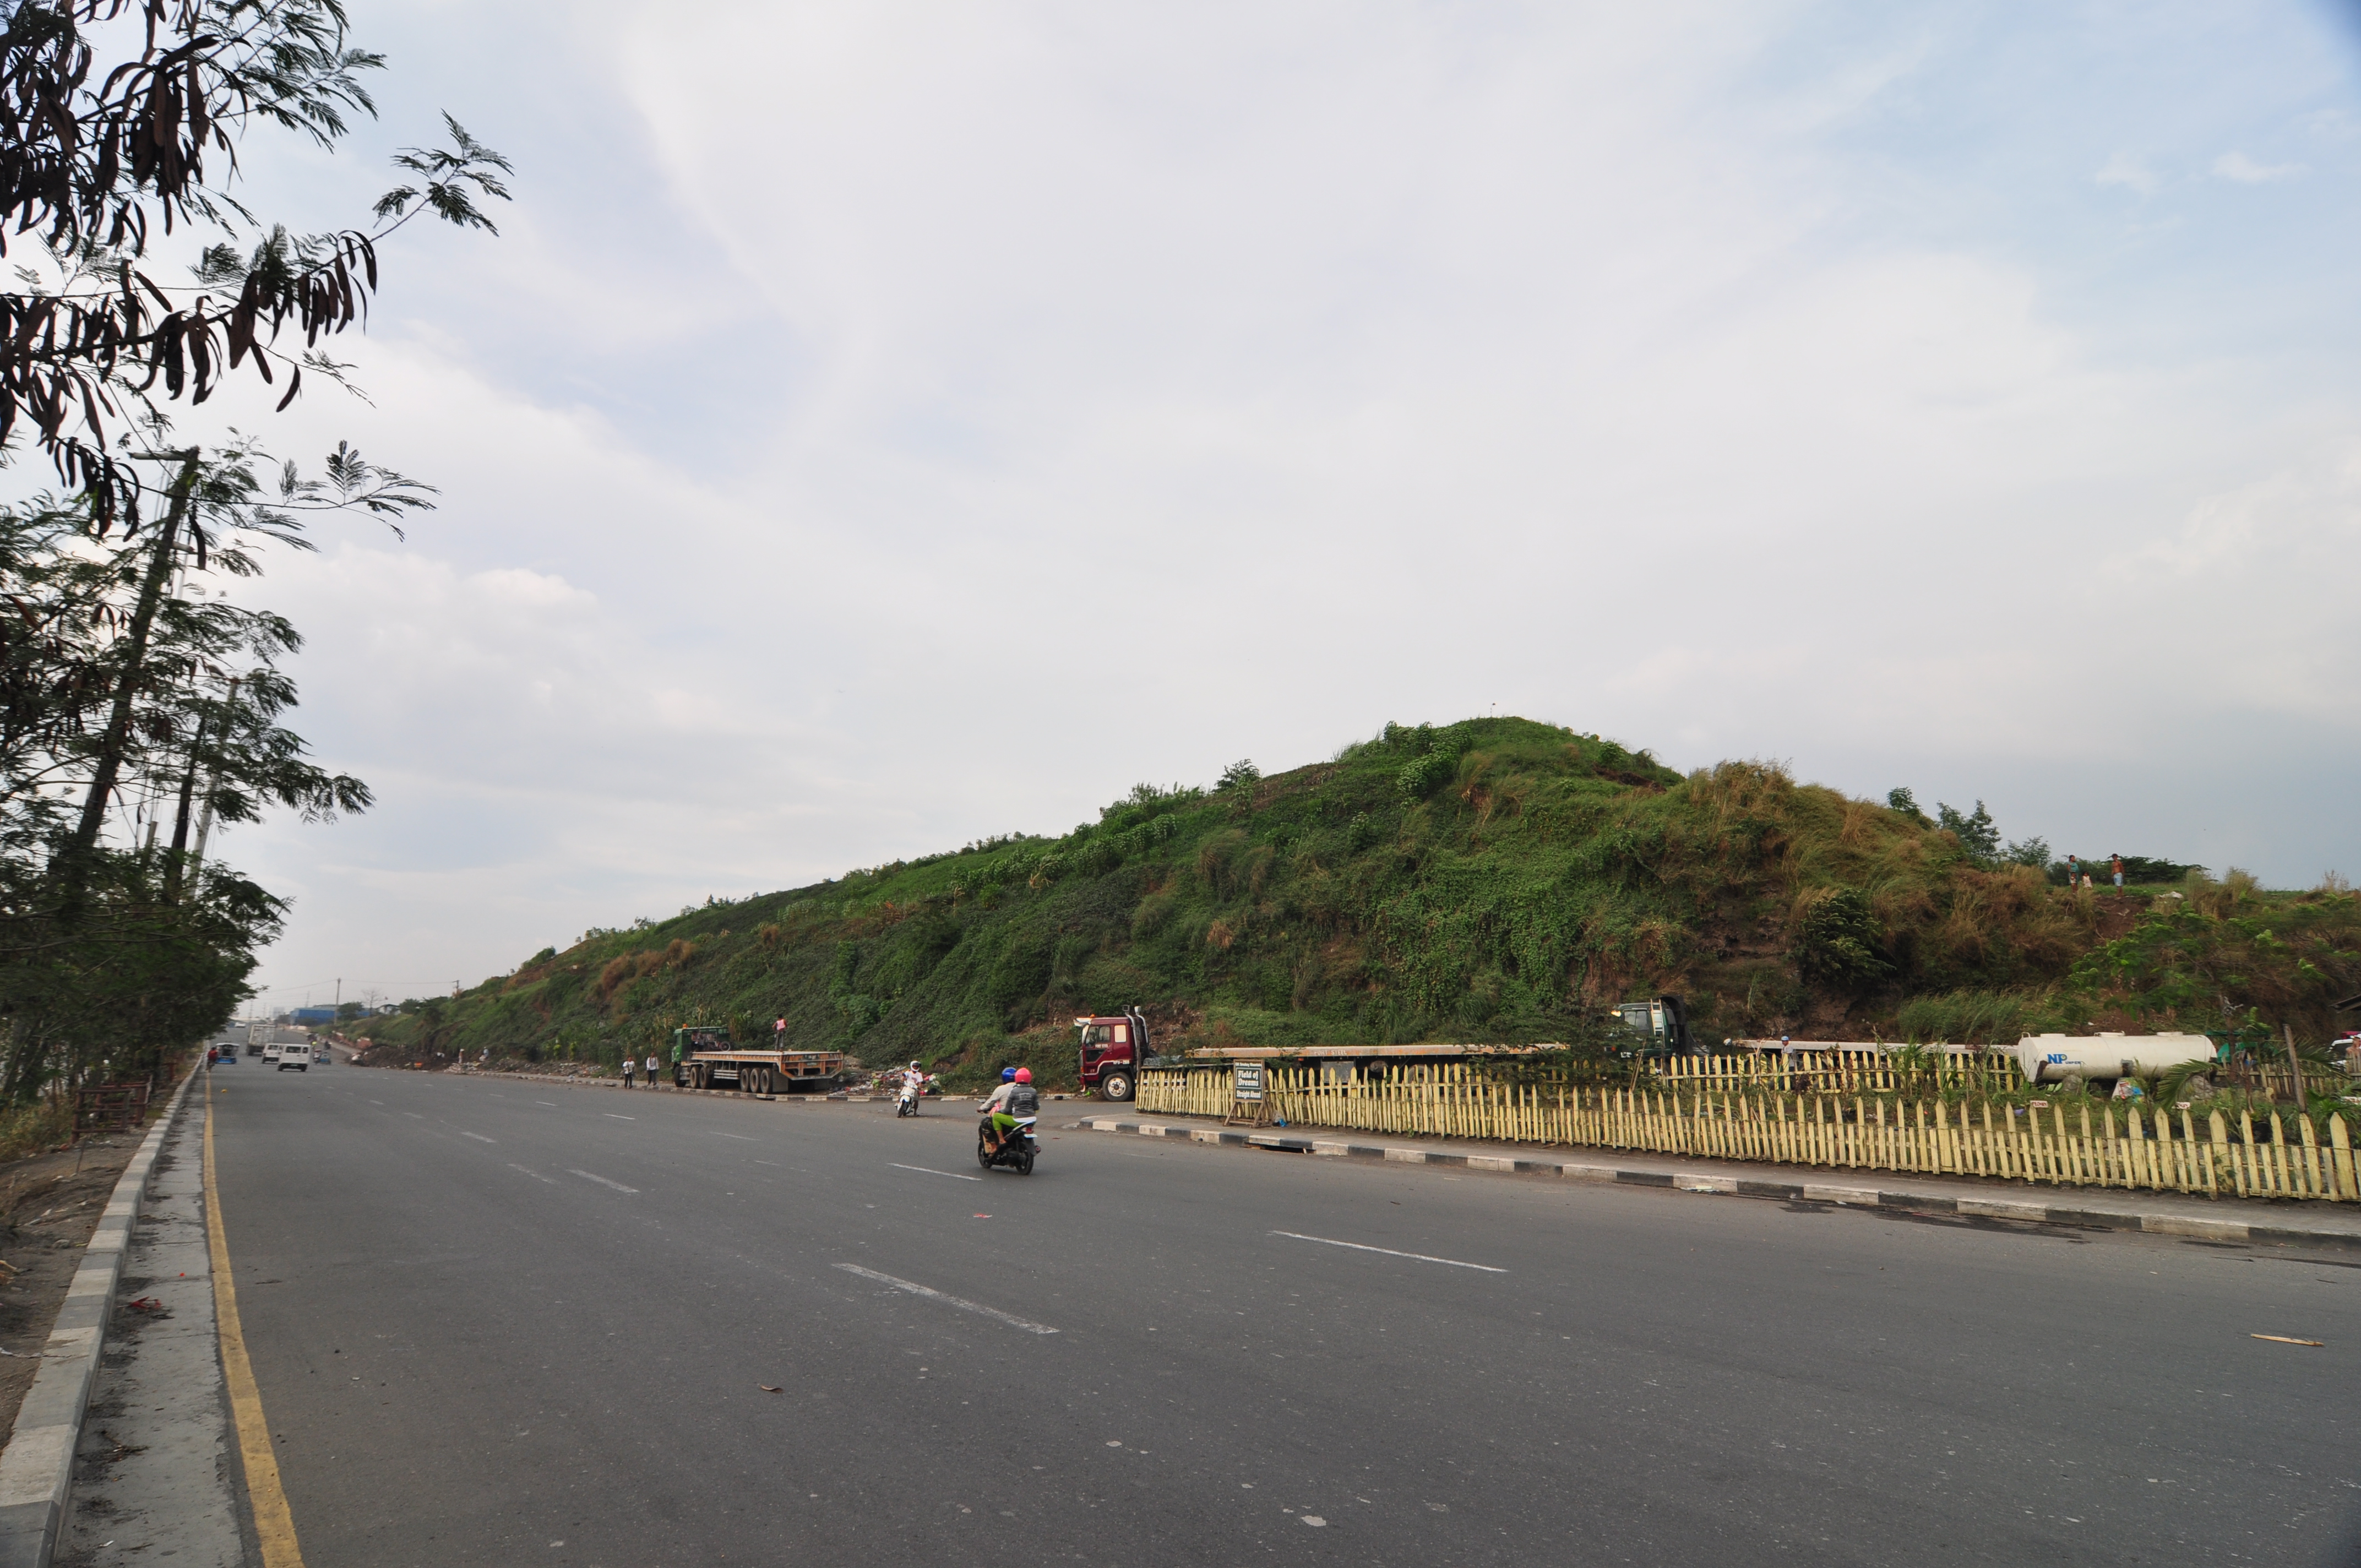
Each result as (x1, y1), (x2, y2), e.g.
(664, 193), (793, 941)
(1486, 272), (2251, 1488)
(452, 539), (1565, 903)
(896, 1077), (922, 1117)
(976, 1114), (1038, 1175)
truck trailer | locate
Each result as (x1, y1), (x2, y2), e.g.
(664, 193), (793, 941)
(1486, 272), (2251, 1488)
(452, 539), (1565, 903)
(668, 1025), (846, 1095)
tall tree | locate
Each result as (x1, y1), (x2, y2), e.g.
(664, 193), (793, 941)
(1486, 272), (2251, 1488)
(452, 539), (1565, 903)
(0, 0), (509, 527)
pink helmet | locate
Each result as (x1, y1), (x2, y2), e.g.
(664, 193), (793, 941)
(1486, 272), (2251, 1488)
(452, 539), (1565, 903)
(1013, 1068), (1032, 1084)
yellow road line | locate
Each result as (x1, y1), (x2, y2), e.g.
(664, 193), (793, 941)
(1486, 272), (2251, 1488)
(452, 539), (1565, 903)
(204, 1091), (307, 1567)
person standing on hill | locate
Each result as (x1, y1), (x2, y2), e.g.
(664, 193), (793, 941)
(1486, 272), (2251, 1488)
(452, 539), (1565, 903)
(2111, 853), (2125, 891)
(2064, 854), (2080, 887)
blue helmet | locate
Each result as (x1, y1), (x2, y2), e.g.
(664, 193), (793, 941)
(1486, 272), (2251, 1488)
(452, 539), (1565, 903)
(1001, 1066), (1018, 1082)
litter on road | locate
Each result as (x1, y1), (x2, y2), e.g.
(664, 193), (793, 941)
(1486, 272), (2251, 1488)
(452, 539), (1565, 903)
(2250, 1334), (2324, 1347)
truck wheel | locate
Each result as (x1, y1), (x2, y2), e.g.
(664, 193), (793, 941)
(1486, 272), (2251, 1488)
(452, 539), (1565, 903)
(752, 1066), (771, 1096)
(1100, 1070), (1134, 1103)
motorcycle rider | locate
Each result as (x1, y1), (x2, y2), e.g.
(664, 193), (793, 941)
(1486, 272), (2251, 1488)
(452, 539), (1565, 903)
(982, 1067), (1039, 1155)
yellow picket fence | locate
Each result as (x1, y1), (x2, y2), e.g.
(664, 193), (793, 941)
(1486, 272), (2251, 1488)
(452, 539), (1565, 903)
(1653, 1050), (2024, 1095)
(1135, 1065), (2360, 1201)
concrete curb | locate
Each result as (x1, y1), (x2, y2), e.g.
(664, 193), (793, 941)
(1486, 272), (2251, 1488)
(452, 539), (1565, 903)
(1068, 1115), (2361, 1253)
(0, 1066), (199, 1568)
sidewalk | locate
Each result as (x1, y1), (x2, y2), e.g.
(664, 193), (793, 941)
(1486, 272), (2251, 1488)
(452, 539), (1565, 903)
(1069, 1112), (2361, 1251)
(56, 1103), (243, 1568)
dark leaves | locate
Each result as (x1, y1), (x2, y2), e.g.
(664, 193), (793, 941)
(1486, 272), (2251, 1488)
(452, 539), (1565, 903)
(0, 3), (506, 523)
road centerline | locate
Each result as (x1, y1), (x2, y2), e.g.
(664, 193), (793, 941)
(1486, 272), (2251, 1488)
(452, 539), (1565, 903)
(889, 1162), (982, 1182)
(1270, 1230), (1506, 1272)
(833, 1263), (1058, 1335)
(570, 1169), (639, 1194)
(460, 1132), (494, 1144)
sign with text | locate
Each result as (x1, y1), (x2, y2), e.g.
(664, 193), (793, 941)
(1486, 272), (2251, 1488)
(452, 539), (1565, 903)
(1233, 1061), (1265, 1103)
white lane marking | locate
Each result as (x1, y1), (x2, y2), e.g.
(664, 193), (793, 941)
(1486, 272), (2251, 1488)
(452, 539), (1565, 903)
(1270, 1231), (1505, 1273)
(712, 1132), (754, 1141)
(890, 1163), (981, 1183)
(833, 1264), (1058, 1335)
(367, 1100), (384, 1106)
(461, 1132), (495, 1144)
(570, 1169), (639, 1194)
(752, 1159), (781, 1167)
(604, 1114), (635, 1121)
(536, 1101), (557, 1107)
(403, 1112), (424, 1120)
(508, 1164), (558, 1185)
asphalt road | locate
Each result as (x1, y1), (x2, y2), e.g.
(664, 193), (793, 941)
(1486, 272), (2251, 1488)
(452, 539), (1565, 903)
(206, 1064), (2361, 1567)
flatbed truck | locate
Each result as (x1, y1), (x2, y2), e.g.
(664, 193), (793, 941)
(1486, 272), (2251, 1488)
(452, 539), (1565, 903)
(667, 1025), (845, 1095)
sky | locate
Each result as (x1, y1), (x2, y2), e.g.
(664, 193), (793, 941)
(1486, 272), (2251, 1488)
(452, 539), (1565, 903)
(126, 1), (2361, 1014)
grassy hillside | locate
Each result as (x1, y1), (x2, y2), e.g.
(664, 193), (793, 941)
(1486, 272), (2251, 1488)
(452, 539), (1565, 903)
(358, 717), (2361, 1087)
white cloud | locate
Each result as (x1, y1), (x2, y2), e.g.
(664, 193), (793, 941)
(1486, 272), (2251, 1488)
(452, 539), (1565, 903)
(2211, 150), (2304, 183)
(2095, 153), (2158, 193)
(179, 2), (2361, 1000)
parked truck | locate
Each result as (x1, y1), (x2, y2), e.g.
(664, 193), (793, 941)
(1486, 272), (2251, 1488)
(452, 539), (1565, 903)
(668, 1025), (845, 1095)
(2012, 1032), (2213, 1084)
(1075, 1008), (1156, 1102)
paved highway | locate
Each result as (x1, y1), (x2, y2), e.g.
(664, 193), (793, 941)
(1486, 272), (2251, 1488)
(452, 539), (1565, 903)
(206, 1065), (2361, 1566)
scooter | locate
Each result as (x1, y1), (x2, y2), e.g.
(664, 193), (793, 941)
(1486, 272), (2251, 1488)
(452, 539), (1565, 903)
(896, 1078), (922, 1117)
(976, 1114), (1038, 1175)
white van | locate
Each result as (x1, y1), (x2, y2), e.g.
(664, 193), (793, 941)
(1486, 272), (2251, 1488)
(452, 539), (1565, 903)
(274, 1044), (308, 1072)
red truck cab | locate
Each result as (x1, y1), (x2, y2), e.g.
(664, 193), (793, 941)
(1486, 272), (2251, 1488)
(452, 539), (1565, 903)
(1075, 1007), (1152, 1102)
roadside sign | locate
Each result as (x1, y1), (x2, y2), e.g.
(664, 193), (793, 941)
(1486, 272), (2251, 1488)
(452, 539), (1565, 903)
(1233, 1062), (1264, 1102)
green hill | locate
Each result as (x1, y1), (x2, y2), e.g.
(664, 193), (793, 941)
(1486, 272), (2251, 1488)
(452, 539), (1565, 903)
(360, 717), (2361, 1086)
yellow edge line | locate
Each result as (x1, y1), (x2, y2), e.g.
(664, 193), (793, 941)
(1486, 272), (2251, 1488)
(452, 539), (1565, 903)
(204, 1086), (306, 1567)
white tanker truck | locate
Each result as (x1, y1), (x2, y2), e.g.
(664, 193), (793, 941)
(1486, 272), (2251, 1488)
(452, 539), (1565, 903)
(2013, 1032), (2214, 1084)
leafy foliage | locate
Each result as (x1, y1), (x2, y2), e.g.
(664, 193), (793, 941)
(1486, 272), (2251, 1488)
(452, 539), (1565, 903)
(0, 0), (508, 522)
(369, 716), (2253, 1087)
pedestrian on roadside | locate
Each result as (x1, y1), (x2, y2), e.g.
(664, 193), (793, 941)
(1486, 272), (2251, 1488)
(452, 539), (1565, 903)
(646, 1053), (661, 1088)
(2110, 853), (2124, 891)
(622, 1057), (635, 1088)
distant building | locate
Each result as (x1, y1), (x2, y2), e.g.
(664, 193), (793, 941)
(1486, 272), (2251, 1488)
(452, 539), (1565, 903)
(287, 1006), (337, 1026)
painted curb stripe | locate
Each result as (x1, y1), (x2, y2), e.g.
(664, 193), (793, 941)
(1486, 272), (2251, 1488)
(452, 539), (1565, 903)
(1068, 1117), (2361, 1251)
